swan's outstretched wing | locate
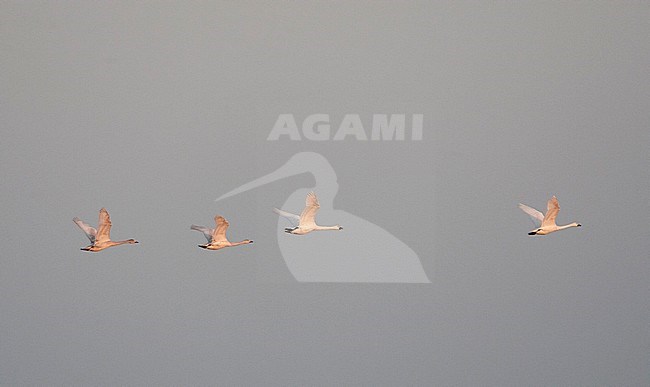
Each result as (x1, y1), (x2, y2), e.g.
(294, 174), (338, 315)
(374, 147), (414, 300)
(542, 196), (560, 227)
(95, 208), (112, 244)
(299, 192), (320, 227)
(273, 207), (300, 226)
(73, 217), (97, 243)
(212, 215), (230, 243)
(191, 225), (214, 242)
(518, 203), (544, 227)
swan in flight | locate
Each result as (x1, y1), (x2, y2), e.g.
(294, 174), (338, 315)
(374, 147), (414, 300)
(191, 215), (253, 250)
(216, 152), (429, 282)
(73, 208), (139, 252)
(519, 196), (581, 235)
(274, 192), (343, 235)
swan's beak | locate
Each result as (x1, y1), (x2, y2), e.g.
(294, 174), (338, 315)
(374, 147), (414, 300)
(338, 226), (343, 230)
(249, 240), (254, 243)
(528, 231), (537, 235)
(577, 224), (582, 227)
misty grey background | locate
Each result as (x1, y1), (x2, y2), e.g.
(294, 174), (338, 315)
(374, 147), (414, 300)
(1, 1), (648, 385)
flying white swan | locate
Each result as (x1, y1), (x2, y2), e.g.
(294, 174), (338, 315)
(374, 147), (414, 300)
(518, 196), (581, 235)
(73, 208), (139, 252)
(191, 215), (253, 250)
(215, 152), (430, 283)
(274, 192), (342, 235)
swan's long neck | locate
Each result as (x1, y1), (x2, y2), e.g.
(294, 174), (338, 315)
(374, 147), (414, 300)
(111, 239), (138, 246)
(231, 240), (252, 246)
(316, 225), (341, 231)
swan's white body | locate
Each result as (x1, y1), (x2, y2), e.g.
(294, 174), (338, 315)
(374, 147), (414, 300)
(215, 152), (430, 283)
(274, 192), (342, 235)
(191, 215), (253, 250)
(73, 208), (139, 252)
(519, 196), (581, 235)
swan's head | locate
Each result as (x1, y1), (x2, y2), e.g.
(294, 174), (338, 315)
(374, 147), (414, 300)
(245, 239), (254, 244)
(528, 229), (542, 235)
(576, 223), (582, 227)
(127, 239), (139, 244)
(337, 225), (343, 230)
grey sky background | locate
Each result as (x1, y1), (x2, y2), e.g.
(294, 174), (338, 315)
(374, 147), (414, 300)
(1, 1), (648, 385)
